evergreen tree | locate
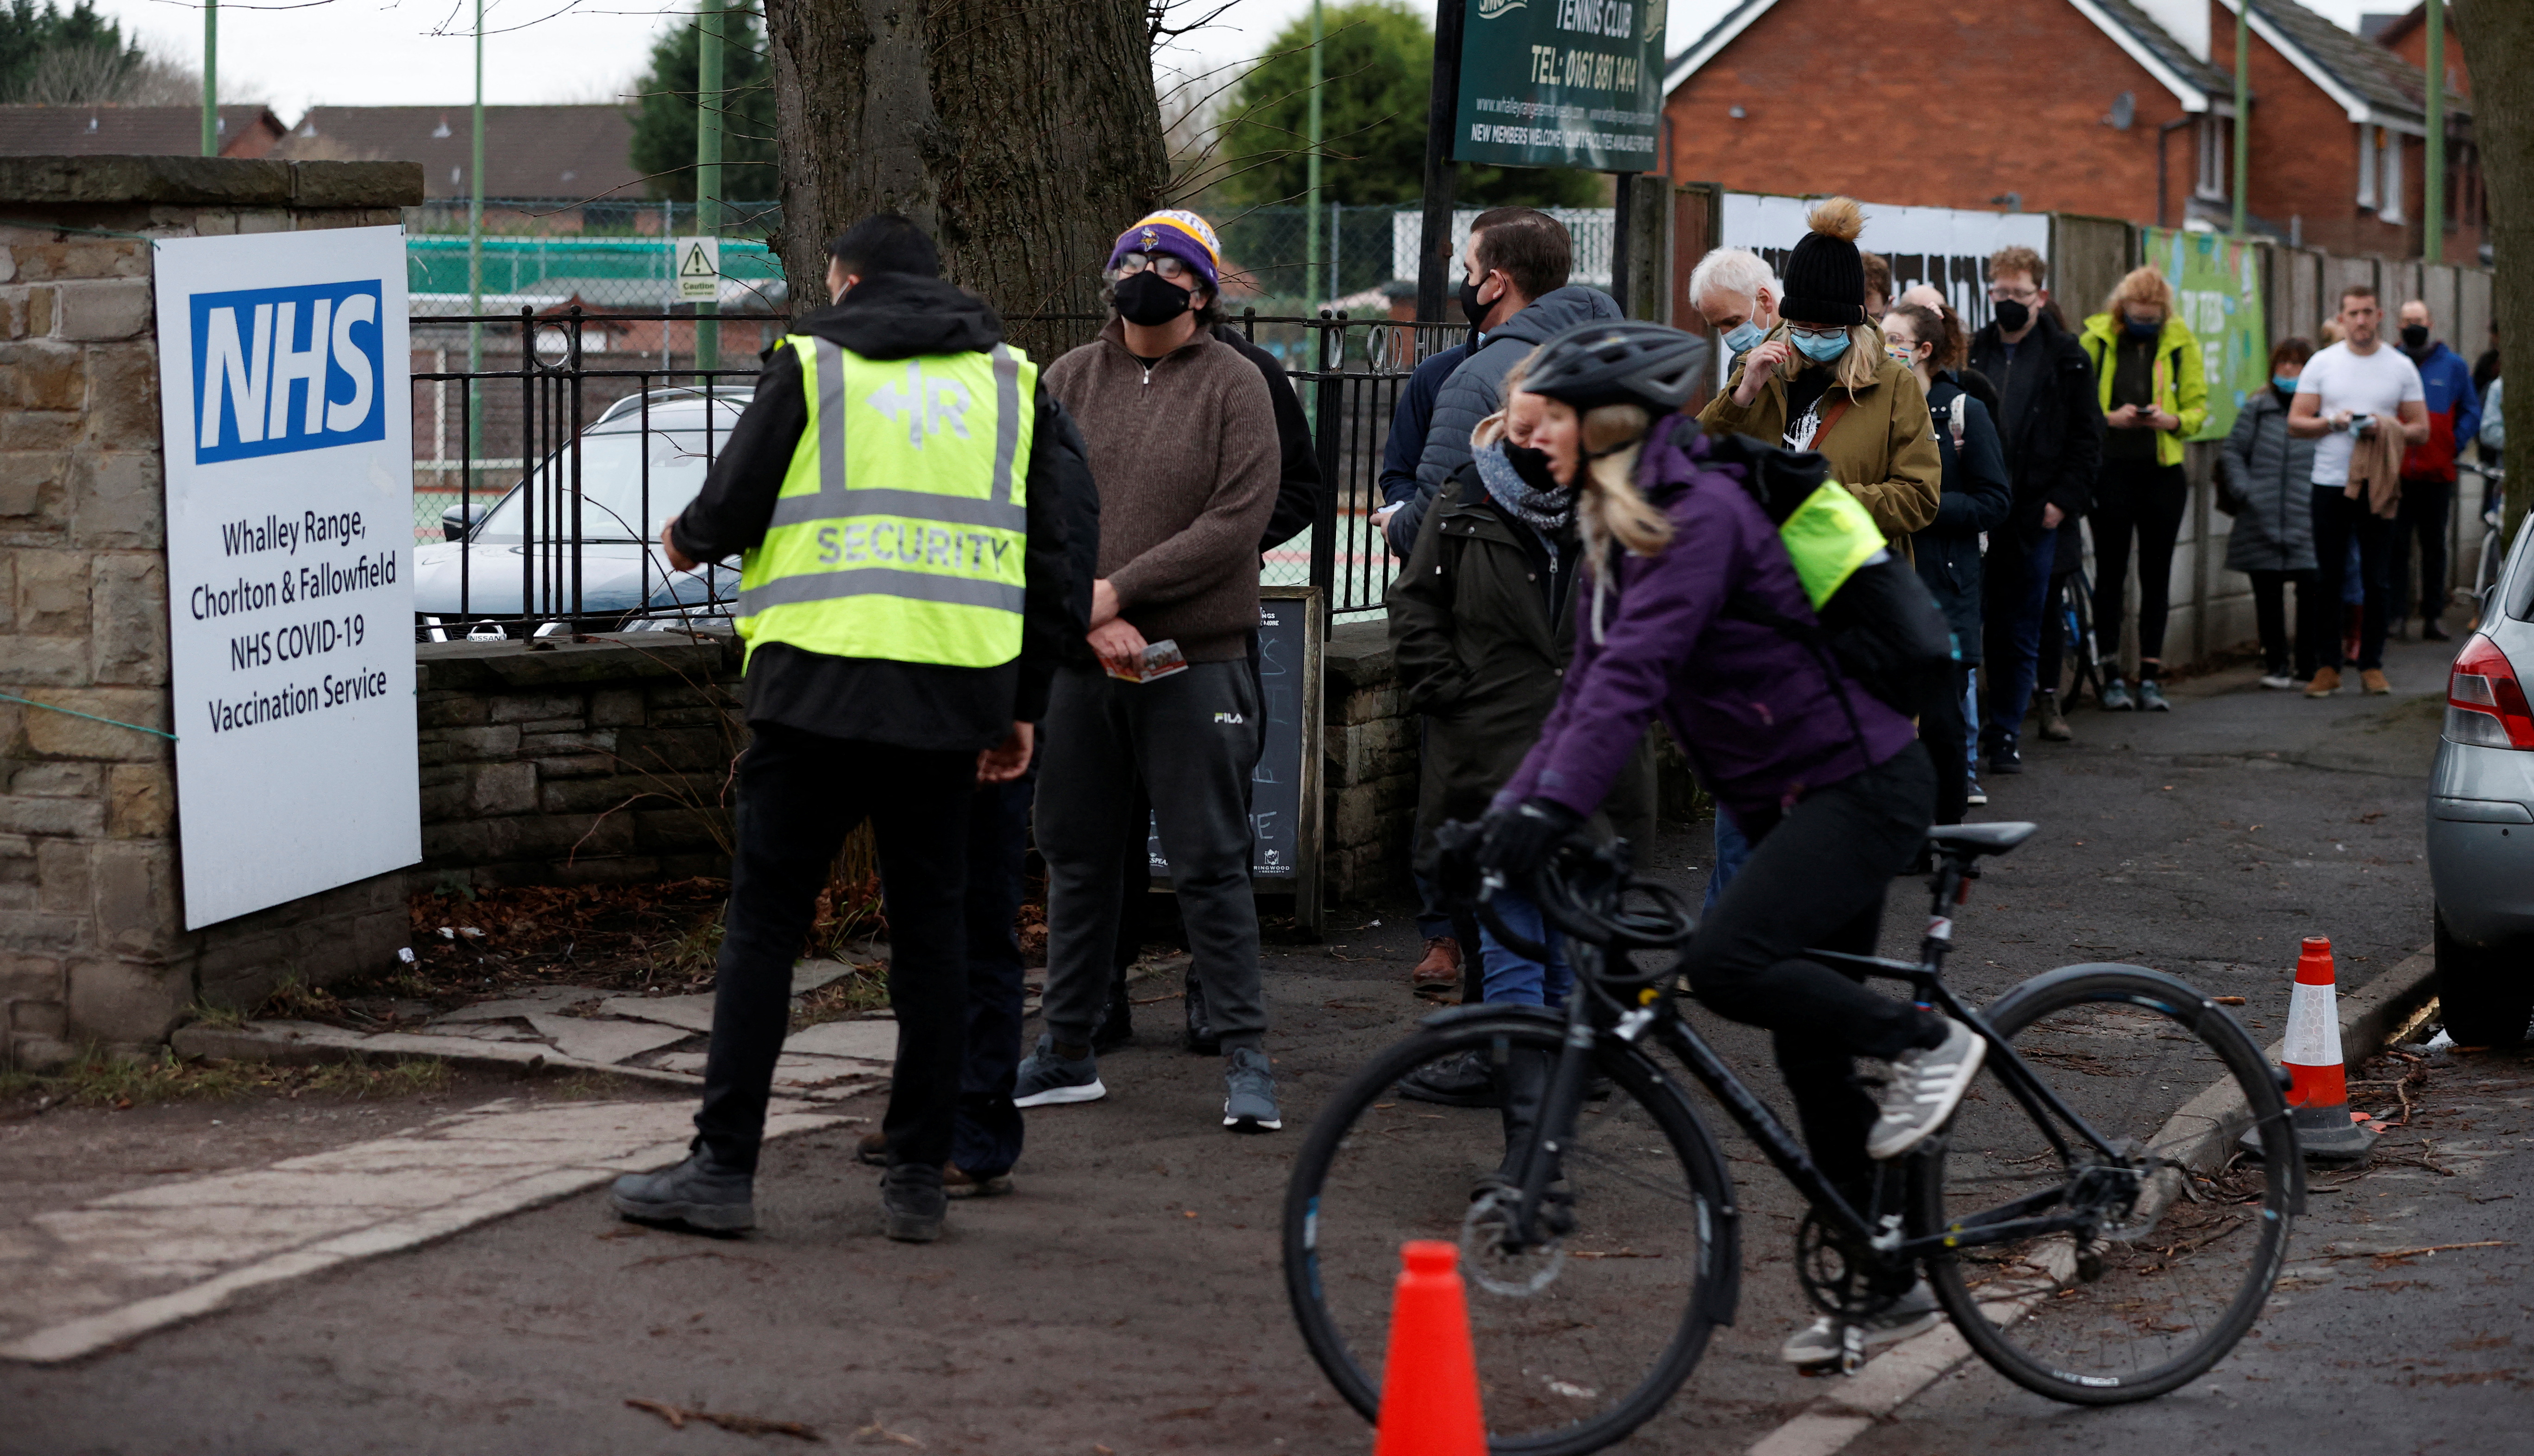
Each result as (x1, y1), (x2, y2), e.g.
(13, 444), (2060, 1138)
(1212, 0), (1600, 210)
(0, 0), (143, 103)
(627, 2), (779, 208)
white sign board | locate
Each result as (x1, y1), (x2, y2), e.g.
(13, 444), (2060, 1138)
(1721, 192), (2051, 332)
(152, 226), (420, 929)
(673, 236), (721, 302)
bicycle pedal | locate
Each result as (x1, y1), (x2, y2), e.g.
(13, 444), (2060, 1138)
(1837, 1324), (1868, 1375)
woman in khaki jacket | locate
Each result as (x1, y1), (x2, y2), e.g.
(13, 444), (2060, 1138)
(1697, 197), (1942, 558)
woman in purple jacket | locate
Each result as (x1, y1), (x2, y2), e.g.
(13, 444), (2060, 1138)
(1472, 321), (1985, 1367)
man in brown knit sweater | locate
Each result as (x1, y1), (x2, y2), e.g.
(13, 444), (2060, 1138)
(1017, 211), (1286, 1131)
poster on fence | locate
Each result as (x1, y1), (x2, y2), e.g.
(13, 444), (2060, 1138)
(2144, 227), (2267, 444)
(154, 226), (420, 929)
(1720, 192), (2050, 333)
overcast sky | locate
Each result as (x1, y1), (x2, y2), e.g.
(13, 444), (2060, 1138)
(87, 0), (2381, 124)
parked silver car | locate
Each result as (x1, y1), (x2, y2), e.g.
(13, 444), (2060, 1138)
(414, 390), (748, 628)
(2427, 513), (2534, 1044)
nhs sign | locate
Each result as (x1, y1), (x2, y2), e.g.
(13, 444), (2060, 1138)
(153, 226), (418, 930)
(191, 279), (386, 463)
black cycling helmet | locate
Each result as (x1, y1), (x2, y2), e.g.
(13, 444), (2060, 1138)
(1517, 320), (1711, 414)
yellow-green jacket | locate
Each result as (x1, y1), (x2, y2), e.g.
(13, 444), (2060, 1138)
(2078, 312), (2208, 467)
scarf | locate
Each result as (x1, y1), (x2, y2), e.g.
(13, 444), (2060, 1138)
(1474, 440), (1575, 536)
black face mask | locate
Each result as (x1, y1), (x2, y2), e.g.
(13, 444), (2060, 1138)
(1504, 442), (1563, 494)
(1458, 277), (1490, 327)
(1993, 298), (2031, 334)
(2401, 324), (2431, 351)
(1115, 270), (1193, 327)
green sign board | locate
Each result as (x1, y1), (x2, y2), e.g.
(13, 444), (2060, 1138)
(1453, 0), (1665, 172)
(2145, 227), (2267, 444)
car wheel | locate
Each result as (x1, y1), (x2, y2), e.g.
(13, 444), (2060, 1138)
(2434, 909), (2534, 1048)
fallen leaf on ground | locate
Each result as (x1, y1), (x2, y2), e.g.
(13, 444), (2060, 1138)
(627, 1398), (822, 1441)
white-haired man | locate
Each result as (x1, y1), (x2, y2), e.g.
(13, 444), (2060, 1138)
(1688, 247), (1783, 365)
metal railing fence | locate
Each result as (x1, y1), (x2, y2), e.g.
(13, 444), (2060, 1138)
(404, 308), (1469, 641)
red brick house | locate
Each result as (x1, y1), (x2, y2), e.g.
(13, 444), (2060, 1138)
(1661, 0), (2477, 260)
(0, 104), (286, 159)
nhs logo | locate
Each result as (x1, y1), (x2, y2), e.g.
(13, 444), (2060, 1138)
(190, 280), (386, 464)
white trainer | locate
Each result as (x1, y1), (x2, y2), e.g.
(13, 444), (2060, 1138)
(1866, 1018), (1985, 1161)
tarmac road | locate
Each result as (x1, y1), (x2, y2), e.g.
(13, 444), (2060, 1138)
(3, 635), (2499, 1456)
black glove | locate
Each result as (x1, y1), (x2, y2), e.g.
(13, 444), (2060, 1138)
(1477, 797), (1583, 880)
(1432, 819), (1487, 905)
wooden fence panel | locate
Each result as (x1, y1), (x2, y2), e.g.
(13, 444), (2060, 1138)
(2049, 213), (2132, 329)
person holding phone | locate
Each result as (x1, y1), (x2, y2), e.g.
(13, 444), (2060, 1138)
(2289, 285), (2429, 697)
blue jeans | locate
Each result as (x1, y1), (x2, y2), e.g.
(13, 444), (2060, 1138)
(1983, 530), (2059, 747)
(1477, 890), (1573, 1008)
(1703, 805), (1752, 913)
(1963, 668), (1981, 771)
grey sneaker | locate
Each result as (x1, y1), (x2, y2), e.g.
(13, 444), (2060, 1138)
(1013, 1033), (1106, 1108)
(1867, 1018), (1986, 1161)
(1779, 1280), (1943, 1366)
(610, 1149), (755, 1232)
(1223, 1046), (1282, 1132)
(2137, 678), (2171, 712)
(2098, 678), (2136, 712)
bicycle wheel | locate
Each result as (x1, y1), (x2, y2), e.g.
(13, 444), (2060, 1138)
(1918, 966), (2297, 1405)
(1283, 1012), (1737, 1455)
(2061, 572), (2101, 704)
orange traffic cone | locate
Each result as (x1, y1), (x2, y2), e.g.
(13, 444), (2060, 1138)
(2257, 935), (2377, 1162)
(1371, 1241), (1487, 1456)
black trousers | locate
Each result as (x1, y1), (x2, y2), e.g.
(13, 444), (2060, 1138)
(1919, 663), (1970, 828)
(953, 773), (1033, 1179)
(2248, 569), (2319, 679)
(2391, 475), (2454, 622)
(2035, 569), (2076, 697)
(2090, 460), (2189, 667)
(1686, 742), (1941, 1202)
(694, 723), (974, 1173)
(2312, 488), (2396, 671)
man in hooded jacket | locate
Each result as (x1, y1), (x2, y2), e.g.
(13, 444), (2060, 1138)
(609, 214), (1079, 1245)
(1385, 209), (1623, 557)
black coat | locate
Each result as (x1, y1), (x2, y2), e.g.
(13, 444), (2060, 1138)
(1913, 374), (2013, 661)
(1967, 310), (2104, 564)
(1387, 468), (1654, 875)
(1212, 323), (1324, 553)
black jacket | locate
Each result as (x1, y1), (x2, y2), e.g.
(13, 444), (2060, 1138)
(1966, 309), (2104, 552)
(1213, 324), (1324, 553)
(1913, 373), (2013, 660)
(671, 272), (1090, 750)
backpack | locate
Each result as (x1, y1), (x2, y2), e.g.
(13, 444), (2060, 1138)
(1704, 434), (1958, 722)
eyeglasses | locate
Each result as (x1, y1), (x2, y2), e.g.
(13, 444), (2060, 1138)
(1987, 283), (2041, 303)
(1787, 323), (1848, 341)
(1112, 252), (1195, 283)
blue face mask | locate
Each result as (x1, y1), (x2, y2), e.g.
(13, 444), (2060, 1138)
(1791, 328), (1851, 363)
(2125, 314), (2163, 340)
(1721, 319), (1767, 355)
(2273, 374), (2302, 392)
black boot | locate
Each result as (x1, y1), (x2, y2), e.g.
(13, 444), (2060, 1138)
(1183, 970), (1219, 1055)
(1092, 962), (1136, 1053)
(610, 1147), (755, 1233)
(881, 1162), (947, 1243)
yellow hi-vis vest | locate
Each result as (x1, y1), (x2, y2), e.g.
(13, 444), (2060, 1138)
(736, 335), (1036, 669)
(1774, 480), (1886, 609)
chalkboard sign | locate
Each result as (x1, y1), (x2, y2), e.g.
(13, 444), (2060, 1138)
(1147, 585), (1324, 930)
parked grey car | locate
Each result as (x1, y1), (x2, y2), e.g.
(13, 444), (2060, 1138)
(414, 390), (748, 628)
(2427, 512), (2534, 1044)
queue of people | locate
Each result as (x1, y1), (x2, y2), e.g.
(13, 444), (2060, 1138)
(602, 198), (2493, 1269)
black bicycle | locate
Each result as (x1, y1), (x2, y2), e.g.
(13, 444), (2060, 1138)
(1283, 824), (2301, 1455)
(2059, 559), (2106, 706)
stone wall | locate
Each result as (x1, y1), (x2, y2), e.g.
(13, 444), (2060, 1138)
(1321, 622), (1416, 904)
(0, 156), (425, 1067)
(413, 634), (744, 892)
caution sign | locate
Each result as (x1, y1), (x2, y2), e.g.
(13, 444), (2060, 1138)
(673, 236), (721, 303)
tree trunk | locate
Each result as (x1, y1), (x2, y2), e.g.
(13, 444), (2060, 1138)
(763, 0), (1166, 361)
(2454, 0), (2534, 540)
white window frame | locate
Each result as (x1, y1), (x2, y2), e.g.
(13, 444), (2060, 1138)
(2195, 116), (2227, 203)
(2357, 125), (2377, 208)
(2380, 127), (2405, 224)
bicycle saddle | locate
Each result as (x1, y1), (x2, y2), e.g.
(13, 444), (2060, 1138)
(1925, 822), (2038, 857)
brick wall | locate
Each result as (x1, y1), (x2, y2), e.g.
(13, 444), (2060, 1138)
(0, 157), (424, 1067)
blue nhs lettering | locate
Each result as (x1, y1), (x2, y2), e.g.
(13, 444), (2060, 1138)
(191, 280), (386, 464)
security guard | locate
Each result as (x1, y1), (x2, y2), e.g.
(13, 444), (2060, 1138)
(611, 214), (1078, 1243)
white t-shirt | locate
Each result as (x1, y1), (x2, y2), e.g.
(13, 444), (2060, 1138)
(2297, 340), (2424, 485)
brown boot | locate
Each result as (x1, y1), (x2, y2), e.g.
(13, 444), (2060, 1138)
(2034, 690), (2074, 742)
(2304, 666), (2341, 698)
(2361, 668), (2391, 695)
(1411, 936), (1463, 998)
(856, 1130), (888, 1166)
